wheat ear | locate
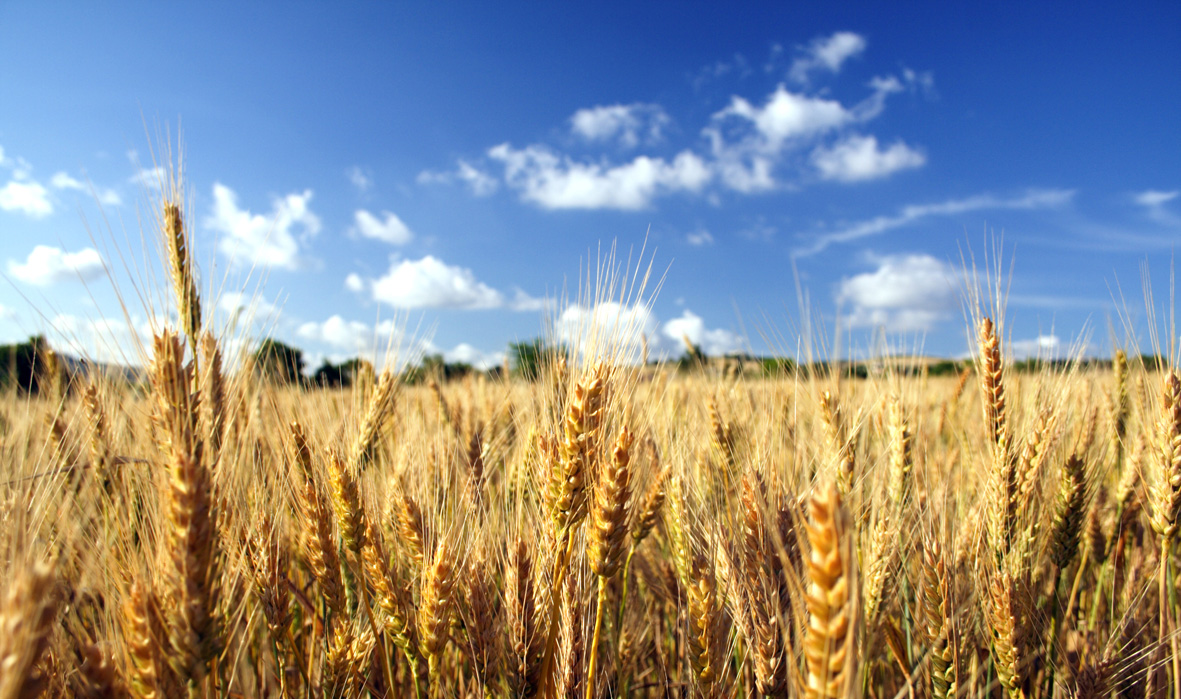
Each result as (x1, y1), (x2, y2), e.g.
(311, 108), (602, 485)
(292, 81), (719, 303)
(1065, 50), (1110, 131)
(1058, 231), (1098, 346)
(162, 202), (202, 361)
(506, 538), (543, 698)
(287, 420), (345, 616)
(0, 561), (58, 699)
(979, 317), (1016, 557)
(150, 331), (221, 689)
(585, 425), (632, 699)
(803, 482), (853, 699)
(418, 539), (458, 691)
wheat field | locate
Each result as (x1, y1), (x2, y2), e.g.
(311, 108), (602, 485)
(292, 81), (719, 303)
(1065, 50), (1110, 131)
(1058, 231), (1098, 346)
(0, 183), (1177, 699)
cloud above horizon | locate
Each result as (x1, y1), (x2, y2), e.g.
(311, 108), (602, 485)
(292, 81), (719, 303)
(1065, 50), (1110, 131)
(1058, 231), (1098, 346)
(8, 245), (105, 286)
(207, 183), (321, 270)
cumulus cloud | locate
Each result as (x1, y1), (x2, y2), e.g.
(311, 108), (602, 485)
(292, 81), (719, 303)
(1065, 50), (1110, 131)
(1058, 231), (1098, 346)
(347, 166), (373, 193)
(662, 310), (745, 355)
(789, 31), (867, 83)
(795, 188), (1075, 257)
(8, 245), (105, 286)
(702, 79), (905, 192)
(207, 183), (321, 270)
(353, 209), (413, 245)
(344, 273), (366, 293)
(570, 103), (670, 148)
(686, 230), (715, 246)
(297, 315), (398, 352)
(837, 254), (960, 332)
(812, 134), (926, 182)
(370, 255), (503, 309)
(489, 143), (710, 210)
(713, 86), (852, 148)
(556, 301), (657, 364)
(0, 180), (53, 218)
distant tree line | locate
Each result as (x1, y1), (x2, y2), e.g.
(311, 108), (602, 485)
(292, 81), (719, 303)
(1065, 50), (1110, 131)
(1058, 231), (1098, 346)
(0, 335), (53, 393)
(1, 333), (1167, 393)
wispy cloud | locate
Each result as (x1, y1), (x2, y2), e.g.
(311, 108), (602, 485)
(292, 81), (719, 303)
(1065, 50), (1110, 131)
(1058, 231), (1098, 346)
(347, 166), (373, 193)
(793, 188), (1075, 258)
(353, 209), (413, 245)
(1133, 188), (1180, 226)
(1134, 189), (1177, 208)
(50, 171), (121, 206)
(417, 159), (499, 196)
(788, 31), (867, 84)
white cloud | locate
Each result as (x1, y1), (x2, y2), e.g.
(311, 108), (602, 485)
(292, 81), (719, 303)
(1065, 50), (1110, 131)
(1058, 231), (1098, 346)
(354, 209), (413, 245)
(1010, 335), (1062, 360)
(298, 315), (388, 351)
(8, 245), (105, 286)
(344, 273), (366, 293)
(795, 188), (1076, 257)
(417, 160), (500, 196)
(489, 143), (710, 210)
(207, 183), (321, 270)
(218, 291), (278, 320)
(703, 77), (912, 192)
(837, 254), (960, 332)
(812, 134), (926, 182)
(42, 313), (157, 366)
(570, 103), (670, 148)
(370, 255), (503, 309)
(1135, 189), (1178, 207)
(443, 343), (504, 371)
(50, 172), (83, 189)
(508, 289), (550, 312)
(713, 86), (852, 149)
(556, 301), (657, 364)
(129, 166), (166, 188)
(1134, 189), (1181, 226)
(347, 166), (373, 193)
(662, 309), (745, 356)
(50, 171), (122, 206)
(456, 160), (499, 196)
(0, 180), (52, 218)
(686, 230), (715, 246)
(789, 31), (867, 83)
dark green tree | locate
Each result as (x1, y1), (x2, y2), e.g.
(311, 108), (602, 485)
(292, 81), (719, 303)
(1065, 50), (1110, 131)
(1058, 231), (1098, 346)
(0, 335), (52, 393)
(253, 338), (305, 385)
(509, 338), (556, 380)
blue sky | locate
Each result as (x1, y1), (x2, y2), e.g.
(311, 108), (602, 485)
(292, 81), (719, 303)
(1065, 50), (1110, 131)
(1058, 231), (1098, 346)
(1, 2), (1178, 370)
